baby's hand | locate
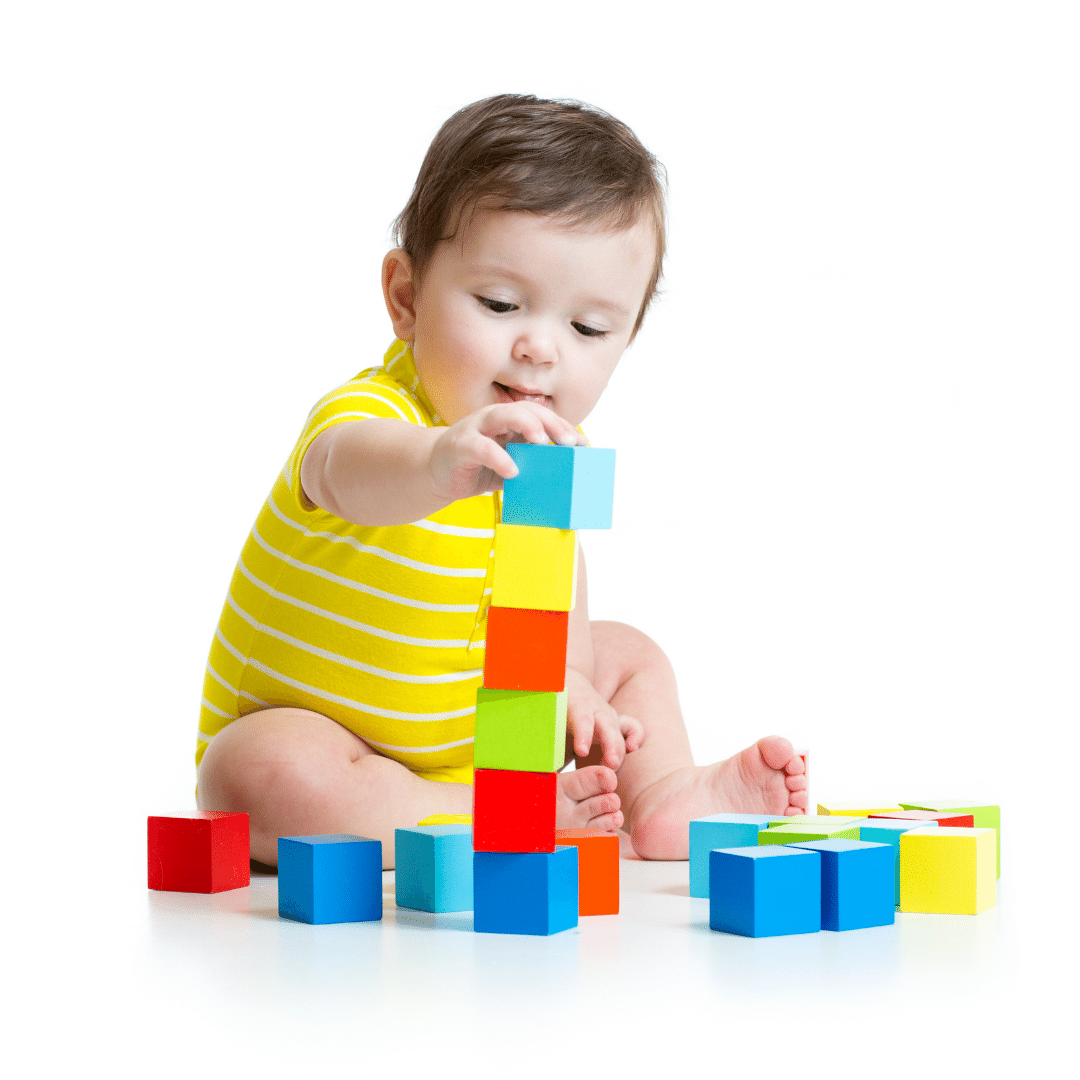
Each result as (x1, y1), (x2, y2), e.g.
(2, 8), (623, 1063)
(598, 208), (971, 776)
(428, 402), (584, 503)
(565, 668), (644, 771)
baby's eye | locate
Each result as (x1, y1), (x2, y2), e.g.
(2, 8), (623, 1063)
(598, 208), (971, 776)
(572, 322), (608, 339)
(477, 296), (516, 314)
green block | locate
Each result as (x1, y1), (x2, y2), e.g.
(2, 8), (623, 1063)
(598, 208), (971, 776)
(759, 823), (861, 844)
(900, 801), (1000, 877)
(474, 689), (567, 772)
(766, 815), (866, 829)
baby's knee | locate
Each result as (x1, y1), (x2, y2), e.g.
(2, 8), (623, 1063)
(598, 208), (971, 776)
(592, 620), (674, 680)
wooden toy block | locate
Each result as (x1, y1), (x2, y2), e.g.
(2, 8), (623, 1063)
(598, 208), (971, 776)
(490, 524), (577, 612)
(395, 825), (473, 913)
(277, 834), (382, 924)
(766, 815), (865, 828)
(554, 829), (620, 914)
(688, 814), (787, 898)
(502, 443), (616, 530)
(472, 768), (557, 853)
(858, 820), (939, 905)
(785, 839), (895, 930)
(899, 827), (996, 915)
(474, 688), (568, 773)
(871, 810), (975, 828)
(147, 811), (249, 893)
(473, 847), (579, 935)
(709, 846), (822, 937)
(416, 814), (472, 826)
(483, 606), (568, 692)
(901, 800), (1001, 876)
(760, 822), (862, 844)
(817, 801), (904, 816)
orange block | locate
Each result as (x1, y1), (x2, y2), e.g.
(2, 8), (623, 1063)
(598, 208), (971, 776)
(483, 607), (568, 691)
(554, 829), (619, 915)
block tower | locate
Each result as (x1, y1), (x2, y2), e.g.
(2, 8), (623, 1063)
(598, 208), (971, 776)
(471, 441), (616, 936)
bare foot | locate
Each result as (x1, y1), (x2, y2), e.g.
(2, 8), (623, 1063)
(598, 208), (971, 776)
(627, 736), (808, 860)
(556, 765), (623, 832)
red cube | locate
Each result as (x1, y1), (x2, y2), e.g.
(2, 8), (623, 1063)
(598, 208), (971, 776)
(483, 607), (568, 691)
(869, 810), (975, 828)
(147, 811), (250, 893)
(473, 769), (556, 853)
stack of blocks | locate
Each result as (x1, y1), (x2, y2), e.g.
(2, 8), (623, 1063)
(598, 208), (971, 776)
(693, 797), (999, 937)
(472, 442), (618, 935)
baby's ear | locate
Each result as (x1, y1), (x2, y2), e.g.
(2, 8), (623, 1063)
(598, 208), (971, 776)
(382, 248), (418, 341)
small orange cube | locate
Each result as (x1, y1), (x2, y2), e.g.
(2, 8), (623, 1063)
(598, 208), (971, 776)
(554, 828), (619, 915)
(483, 607), (568, 691)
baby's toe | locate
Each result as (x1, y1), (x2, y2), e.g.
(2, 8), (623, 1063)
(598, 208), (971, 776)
(560, 764), (617, 802)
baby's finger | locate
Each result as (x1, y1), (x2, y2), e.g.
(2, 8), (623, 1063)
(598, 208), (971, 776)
(568, 711), (597, 760)
(620, 713), (645, 754)
(593, 711), (628, 771)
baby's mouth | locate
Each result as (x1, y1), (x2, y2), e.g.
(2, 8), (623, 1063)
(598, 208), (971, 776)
(494, 382), (552, 408)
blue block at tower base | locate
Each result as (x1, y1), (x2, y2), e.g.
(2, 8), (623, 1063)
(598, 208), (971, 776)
(786, 839), (895, 930)
(473, 846), (579, 935)
(502, 443), (616, 530)
(689, 813), (786, 897)
(278, 834), (382, 924)
(709, 846), (821, 937)
(394, 825), (473, 912)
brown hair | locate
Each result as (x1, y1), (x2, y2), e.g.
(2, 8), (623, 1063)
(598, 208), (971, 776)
(391, 94), (668, 340)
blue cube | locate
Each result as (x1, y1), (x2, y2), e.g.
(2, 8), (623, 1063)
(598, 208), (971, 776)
(278, 834), (382, 924)
(394, 825), (473, 913)
(709, 846), (821, 937)
(786, 839), (895, 930)
(689, 813), (785, 898)
(502, 444), (616, 530)
(473, 846), (578, 936)
(857, 821), (939, 905)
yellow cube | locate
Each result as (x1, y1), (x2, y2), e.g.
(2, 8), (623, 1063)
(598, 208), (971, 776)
(490, 524), (577, 611)
(416, 814), (472, 826)
(817, 801), (904, 816)
(899, 826), (996, 914)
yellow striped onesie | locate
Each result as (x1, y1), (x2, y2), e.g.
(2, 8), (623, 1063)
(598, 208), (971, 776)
(197, 340), (494, 785)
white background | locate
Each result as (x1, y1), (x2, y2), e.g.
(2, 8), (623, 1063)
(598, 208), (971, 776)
(2, 1), (1077, 1073)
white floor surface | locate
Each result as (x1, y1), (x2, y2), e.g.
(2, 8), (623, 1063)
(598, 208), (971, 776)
(12, 823), (1070, 1079)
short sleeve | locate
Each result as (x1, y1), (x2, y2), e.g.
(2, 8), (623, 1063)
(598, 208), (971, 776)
(285, 371), (428, 513)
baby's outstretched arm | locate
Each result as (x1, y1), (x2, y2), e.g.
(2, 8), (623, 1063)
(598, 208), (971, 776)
(300, 402), (583, 526)
(564, 546), (645, 770)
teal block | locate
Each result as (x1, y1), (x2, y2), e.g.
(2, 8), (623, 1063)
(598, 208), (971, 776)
(688, 814), (785, 897)
(709, 846), (821, 937)
(785, 839), (895, 930)
(503, 443), (616, 529)
(394, 825), (473, 913)
(858, 821), (939, 905)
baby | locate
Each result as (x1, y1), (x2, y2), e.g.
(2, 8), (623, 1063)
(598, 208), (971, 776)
(196, 94), (807, 868)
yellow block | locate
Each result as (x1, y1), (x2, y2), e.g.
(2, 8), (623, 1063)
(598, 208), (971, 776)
(416, 814), (472, 826)
(491, 524), (577, 611)
(899, 826), (996, 914)
(817, 801), (904, 816)
(767, 814), (865, 828)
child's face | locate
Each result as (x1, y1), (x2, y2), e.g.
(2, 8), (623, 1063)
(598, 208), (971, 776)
(388, 208), (656, 427)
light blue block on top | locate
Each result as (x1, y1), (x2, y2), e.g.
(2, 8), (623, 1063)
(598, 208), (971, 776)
(857, 821), (939, 905)
(709, 845), (821, 937)
(394, 825), (473, 913)
(278, 834), (382, 924)
(785, 839), (895, 930)
(689, 814), (785, 898)
(503, 444), (616, 529)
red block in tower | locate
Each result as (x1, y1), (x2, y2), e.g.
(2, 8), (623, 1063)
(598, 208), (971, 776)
(473, 768), (557, 853)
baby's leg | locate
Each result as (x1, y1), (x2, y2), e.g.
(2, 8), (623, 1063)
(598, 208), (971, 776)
(586, 621), (808, 860)
(197, 707), (619, 868)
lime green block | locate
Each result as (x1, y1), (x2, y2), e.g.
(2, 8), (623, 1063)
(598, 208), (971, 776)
(766, 815), (866, 829)
(901, 800), (1001, 877)
(759, 823), (861, 844)
(474, 688), (567, 772)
